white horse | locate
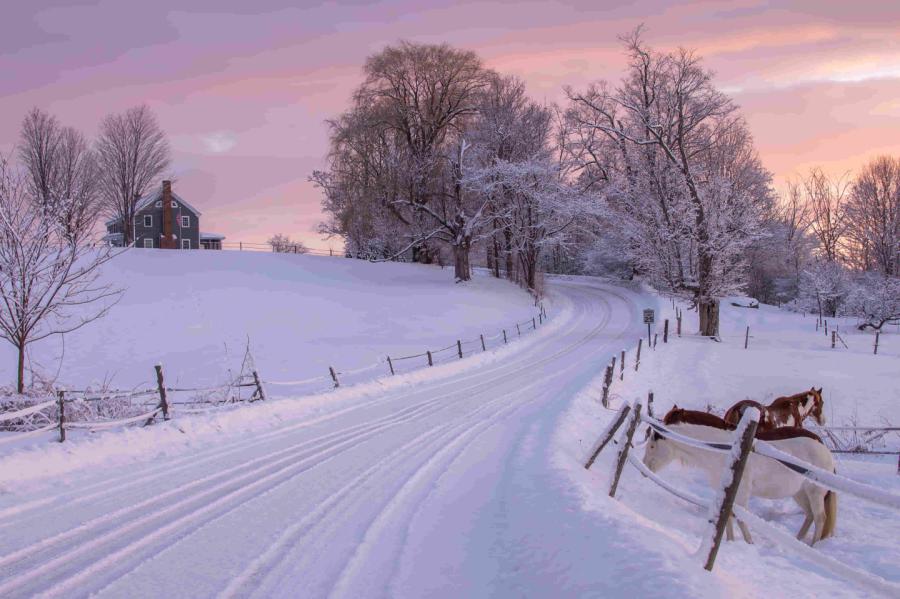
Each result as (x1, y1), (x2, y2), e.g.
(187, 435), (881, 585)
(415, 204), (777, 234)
(642, 410), (837, 546)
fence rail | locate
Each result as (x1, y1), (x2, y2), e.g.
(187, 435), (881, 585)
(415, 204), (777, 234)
(0, 304), (549, 445)
(584, 391), (900, 589)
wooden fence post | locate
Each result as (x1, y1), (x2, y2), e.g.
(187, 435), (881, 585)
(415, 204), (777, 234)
(874, 332), (880, 355)
(457, 340), (463, 359)
(663, 319), (669, 343)
(831, 331), (836, 349)
(609, 402), (643, 498)
(610, 355), (616, 375)
(252, 368), (267, 401)
(154, 364), (169, 421)
(620, 350), (625, 380)
(676, 308), (682, 337)
(824, 319), (828, 335)
(647, 391), (654, 418)
(744, 326), (750, 349)
(601, 365), (614, 407)
(329, 366), (340, 388)
(532, 317), (536, 330)
(516, 323), (521, 337)
(427, 350), (433, 366)
(503, 329), (507, 344)
(539, 312), (543, 325)
(480, 334), (486, 351)
(387, 356), (395, 375)
(635, 338), (642, 371)
(653, 333), (658, 349)
(584, 403), (631, 469)
(703, 411), (760, 571)
(57, 390), (66, 443)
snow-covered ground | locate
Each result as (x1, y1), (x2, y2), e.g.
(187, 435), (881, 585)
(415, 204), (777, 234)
(0, 250), (541, 394)
(0, 266), (897, 598)
(556, 295), (900, 597)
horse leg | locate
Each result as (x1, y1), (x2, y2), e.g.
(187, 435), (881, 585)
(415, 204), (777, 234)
(807, 487), (828, 545)
(737, 519), (754, 544)
(793, 492), (813, 542)
(733, 487), (753, 544)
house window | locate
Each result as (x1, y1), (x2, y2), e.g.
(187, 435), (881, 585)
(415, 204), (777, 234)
(181, 215), (190, 227)
(143, 214), (152, 227)
(181, 239), (191, 250)
(143, 238), (153, 248)
(155, 200), (162, 208)
(171, 201), (178, 208)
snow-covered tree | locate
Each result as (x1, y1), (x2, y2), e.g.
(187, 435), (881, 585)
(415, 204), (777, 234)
(268, 234), (308, 254)
(794, 260), (850, 319)
(843, 274), (900, 331)
(564, 29), (772, 335)
(0, 157), (121, 393)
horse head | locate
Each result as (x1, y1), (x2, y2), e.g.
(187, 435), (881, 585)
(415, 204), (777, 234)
(642, 430), (674, 473)
(809, 387), (826, 426)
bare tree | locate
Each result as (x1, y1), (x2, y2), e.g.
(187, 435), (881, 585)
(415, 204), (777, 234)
(0, 157), (121, 393)
(846, 156), (900, 276)
(18, 108), (99, 242)
(96, 105), (170, 246)
(803, 168), (851, 264)
(268, 234), (308, 254)
(565, 28), (771, 335)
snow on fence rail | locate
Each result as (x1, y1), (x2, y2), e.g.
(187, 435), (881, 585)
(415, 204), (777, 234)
(583, 393), (900, 591)
(0, 305), (549, 445)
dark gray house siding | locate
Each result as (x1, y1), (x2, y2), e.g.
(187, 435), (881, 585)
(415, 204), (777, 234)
(105, 180), (209, 249)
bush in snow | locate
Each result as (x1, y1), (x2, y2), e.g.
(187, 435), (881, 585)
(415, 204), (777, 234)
(268, 234), (308, 254)
(789, 260), (850, 318)
(842, 274), (900, 331)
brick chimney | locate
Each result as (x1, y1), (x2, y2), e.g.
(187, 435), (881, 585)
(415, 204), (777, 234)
(161, 180), (175, 249)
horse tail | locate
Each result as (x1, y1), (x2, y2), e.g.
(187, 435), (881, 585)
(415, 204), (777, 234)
(822, 489), (838, 539)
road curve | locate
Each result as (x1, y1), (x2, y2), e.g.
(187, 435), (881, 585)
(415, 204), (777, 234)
(0, 279), (647, 598)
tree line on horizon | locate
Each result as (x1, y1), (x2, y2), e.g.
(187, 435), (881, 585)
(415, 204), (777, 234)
(313, 29), (899, 336)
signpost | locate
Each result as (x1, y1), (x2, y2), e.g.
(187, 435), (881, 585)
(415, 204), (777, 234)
(643, 309), (655, 345)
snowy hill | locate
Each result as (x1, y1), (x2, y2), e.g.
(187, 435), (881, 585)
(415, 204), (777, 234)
(0, 250), (540, 393)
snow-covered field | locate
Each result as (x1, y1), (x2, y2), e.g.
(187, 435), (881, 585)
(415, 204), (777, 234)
(557, 296), (900, 597)
(0, 261), (897, 598)
(0, 249), (541, 393)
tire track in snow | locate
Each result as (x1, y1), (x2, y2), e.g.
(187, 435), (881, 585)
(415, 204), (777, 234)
(0, 290), (580, 532)
(224, 286), (623, 598)
(2, 282), (624, 597)
(327, 287), (635, 598)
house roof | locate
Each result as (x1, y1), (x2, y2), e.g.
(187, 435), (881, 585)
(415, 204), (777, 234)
(135, 187), (202, 216)
(104, 185), (203, 226)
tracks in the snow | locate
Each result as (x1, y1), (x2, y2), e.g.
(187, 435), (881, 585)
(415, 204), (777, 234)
(0, 282), (634, 598)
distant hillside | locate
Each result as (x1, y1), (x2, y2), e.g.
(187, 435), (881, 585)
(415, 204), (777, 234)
(0, 250), (537, 392)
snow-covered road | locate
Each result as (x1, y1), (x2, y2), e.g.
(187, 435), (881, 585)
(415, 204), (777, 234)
(0, 279), (656, 598)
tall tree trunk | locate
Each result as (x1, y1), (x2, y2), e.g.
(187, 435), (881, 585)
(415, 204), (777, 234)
(16, 340), (25, 394)
(698, 299), (720, 337)
(504, 229), (514, 280)
(454, 241), (471, 281)
(492, 236), (501, 278)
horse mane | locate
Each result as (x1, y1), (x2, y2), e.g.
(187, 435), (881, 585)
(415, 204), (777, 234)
(662, 407), (824, 444)
(757, 426), (823, 444)
(663, 408), (734, 431)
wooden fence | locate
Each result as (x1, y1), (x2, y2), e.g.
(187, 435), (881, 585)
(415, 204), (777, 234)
(0, 305), (548, 445)
(585, 394), (900, 594)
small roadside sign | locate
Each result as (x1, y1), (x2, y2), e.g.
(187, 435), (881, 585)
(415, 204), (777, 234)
(643, 309), (655, 324)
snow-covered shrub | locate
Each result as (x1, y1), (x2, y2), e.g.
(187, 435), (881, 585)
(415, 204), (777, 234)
(791, 261), (850, 317)
(842, 274), (900, 331)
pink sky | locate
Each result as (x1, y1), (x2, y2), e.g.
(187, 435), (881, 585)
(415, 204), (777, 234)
(2, 1), (899, 248)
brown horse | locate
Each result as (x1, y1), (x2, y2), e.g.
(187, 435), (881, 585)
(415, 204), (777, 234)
(723, 388), (825, 432)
